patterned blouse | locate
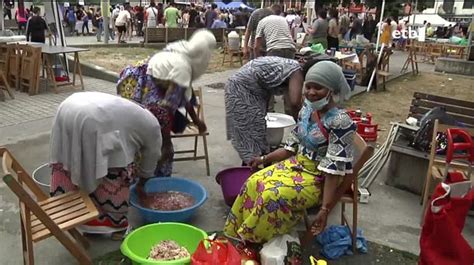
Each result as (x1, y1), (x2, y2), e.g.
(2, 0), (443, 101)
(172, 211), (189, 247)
(284, 105), (356, 176)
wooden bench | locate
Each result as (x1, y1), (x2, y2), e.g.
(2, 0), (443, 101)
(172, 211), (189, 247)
(3, 19), (18, 32)
(144, 27), (225, 44)
(386, 92), (474, 194)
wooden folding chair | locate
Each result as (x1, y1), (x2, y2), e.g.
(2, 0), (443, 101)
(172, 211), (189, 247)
(0, 44), (14, 101)
(1, 148), (98, 265)
(304, 133), (374, 252)
(401, 42), (419, 75)
(7, 43), (22, 91)
(221, 34), (243, 67)
(376, 47), (393, 90)
(420, 120), (474, 222)
(171, 87), (211, 176)
(19, 45), (41, 95)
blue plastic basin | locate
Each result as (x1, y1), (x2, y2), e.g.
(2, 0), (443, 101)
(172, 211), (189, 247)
(130, 177), (208, 224)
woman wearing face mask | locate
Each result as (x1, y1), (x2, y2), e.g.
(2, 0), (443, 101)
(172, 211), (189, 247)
(224, 60), (356, 243)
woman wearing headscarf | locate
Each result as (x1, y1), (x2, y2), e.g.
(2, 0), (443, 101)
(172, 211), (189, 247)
(225, 56), (304, 166)
(50, 92), (162, 232)
(117, 29), (215, 177)
(224, 61), (356, 243)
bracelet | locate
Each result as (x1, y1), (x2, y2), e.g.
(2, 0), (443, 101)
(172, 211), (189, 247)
(260, 155), (266, 164)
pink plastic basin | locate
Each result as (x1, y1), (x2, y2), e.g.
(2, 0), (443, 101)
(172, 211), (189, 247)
(215, 167), (252, 207)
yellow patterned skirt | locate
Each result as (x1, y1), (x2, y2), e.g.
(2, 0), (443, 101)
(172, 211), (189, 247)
(224, 155), (323, 243)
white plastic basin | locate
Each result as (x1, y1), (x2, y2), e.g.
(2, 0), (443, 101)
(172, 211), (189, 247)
(266, 113), (296, 147)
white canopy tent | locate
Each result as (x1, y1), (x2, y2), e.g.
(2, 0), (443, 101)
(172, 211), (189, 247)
(403, 14), (456, 27)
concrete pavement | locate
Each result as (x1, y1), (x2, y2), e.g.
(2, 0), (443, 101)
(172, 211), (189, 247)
(0, 49), (471, 264)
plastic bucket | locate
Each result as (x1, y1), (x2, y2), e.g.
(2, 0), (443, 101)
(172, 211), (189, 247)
(121, 222), (207, 265)
(32, 163), (51, 194)
(215, 167), (252, 206)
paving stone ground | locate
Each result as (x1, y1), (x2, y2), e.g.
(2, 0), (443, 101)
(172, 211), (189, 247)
(0, 69), (237, 129)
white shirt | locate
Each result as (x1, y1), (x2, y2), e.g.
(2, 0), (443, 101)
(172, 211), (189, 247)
(256, 15), (295, 52)
(50, 92), (162, 193)
(115, 10), (130, 26)
(146, 7), (158, 28)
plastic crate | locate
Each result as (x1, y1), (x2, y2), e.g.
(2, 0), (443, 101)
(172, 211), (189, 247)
(357, 123), (378, 142)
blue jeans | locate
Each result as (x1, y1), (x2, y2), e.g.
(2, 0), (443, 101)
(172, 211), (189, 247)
(96, 22), (103, 41)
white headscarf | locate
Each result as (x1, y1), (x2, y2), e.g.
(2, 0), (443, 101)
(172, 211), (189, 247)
(146, 29), (216, 100)
(50, 92), (162, 193)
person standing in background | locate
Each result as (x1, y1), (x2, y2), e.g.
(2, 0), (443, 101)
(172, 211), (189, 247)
(188, 3), (199, 28)
(339, 11), (350, 40)
(204, 3), (217, 29)
(306, 9), (328, 49)
(136, 6), (144, 36)
(15, 4), (29, 34)
(145, 2), (158, 28)
(243, 6), (273, 59)
(164, 1), (180, 28)
(3, 0), (13, 20)
(350, 15), (362, 40)
(26, 7), (48, 43)
(182, 9), (190, 28)
(211, 14), (227, 29)
(93, 8), (103, 42)
(327, 9), (340, 50)
(362, 14), (376, 42)
(115, 5), (131, 44)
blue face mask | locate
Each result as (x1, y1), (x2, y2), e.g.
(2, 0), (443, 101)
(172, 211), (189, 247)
(305, 93), (331, 111)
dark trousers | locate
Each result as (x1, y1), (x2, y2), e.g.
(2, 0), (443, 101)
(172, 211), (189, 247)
(327, 36), (339, 50)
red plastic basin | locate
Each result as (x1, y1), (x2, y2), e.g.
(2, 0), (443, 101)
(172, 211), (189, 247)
(215, 167), (252, 207)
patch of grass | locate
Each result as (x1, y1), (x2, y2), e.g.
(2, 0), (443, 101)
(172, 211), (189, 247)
(80, 47), (242, 75)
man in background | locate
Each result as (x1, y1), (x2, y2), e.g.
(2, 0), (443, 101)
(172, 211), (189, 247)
(115, 5), (131, 43)
(243, 5), (274, 59)
(188, 3), (199, 28)
(204, 3), (217, 29)
(164, 1), (179, 28)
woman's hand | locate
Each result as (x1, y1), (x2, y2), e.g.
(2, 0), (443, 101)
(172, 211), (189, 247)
(194, 119), (207, 134)
(310, 208), (329, 236)
(136, 178), (149, 205)
(248, 156), (264, 171)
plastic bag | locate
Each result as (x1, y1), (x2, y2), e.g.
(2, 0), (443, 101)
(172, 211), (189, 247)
(260, 232), (301, 265)
(310, 43), (325, 54)
(191, 239), (241, 265)
(316, 225), (368, 260)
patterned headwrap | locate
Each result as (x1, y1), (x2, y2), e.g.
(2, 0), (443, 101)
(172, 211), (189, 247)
(304, 61), (351, 103)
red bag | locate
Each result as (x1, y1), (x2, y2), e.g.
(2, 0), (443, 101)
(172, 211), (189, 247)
(419, 174), (474, 265)
(191, 239), (241, 265)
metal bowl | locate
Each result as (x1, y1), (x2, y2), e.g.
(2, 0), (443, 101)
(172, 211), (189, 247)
(266, 113), (296, 147)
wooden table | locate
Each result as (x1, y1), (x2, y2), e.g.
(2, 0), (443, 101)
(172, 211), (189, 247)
(28, 43), (88, 93)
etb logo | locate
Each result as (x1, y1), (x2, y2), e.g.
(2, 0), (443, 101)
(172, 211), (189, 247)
(392, 26), (426, 42)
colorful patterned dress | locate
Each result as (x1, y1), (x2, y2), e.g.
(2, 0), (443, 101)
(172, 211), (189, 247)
(224, 106), (356, 243)
(50, 163), (135, 230)
(225, 56), (302, 163)
(117, 60), (190, 176)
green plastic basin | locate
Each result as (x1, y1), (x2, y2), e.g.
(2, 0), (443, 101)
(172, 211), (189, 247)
(120, 222), (207, 265)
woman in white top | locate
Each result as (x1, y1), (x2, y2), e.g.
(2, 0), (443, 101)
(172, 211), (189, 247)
(145, 2), (158, 28)
(49, 92), (162, 232)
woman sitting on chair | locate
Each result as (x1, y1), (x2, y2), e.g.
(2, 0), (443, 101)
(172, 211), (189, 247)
(224, 61), (356, 243)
